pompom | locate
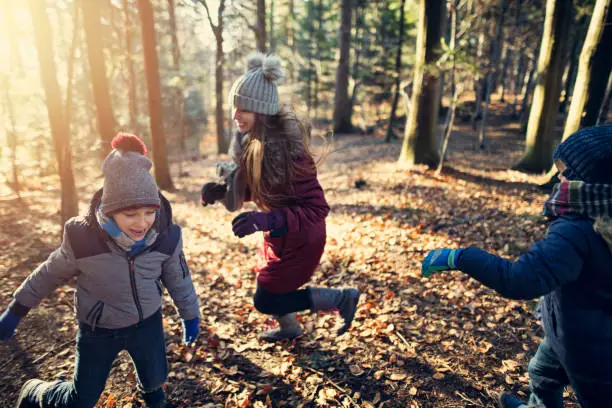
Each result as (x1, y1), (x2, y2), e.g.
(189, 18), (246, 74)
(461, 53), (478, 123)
(245, 52), (284, 83)
(111, 133), (147, 155)
(263, 55), (284, 82)
(246, 52), (264, 71)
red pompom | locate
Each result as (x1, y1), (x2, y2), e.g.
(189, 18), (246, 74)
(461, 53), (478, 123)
(111, 133), (147, 155)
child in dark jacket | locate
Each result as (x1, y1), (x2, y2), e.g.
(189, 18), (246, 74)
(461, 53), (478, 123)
(421, 125), (612, 408)
(0, 134), (200, 408)
(201, 52), (360, 341)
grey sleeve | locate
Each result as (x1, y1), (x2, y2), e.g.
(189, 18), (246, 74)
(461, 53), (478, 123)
(161, 230), (200, 321)
(14, 224), (79, 308)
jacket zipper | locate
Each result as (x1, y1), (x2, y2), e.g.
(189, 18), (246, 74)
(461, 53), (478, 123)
(128, 257), (144, 322)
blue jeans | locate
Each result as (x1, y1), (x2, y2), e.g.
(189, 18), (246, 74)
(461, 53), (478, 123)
(253, 285), (312, 315)
(43, 309), (167, 407)
(528, 337), (612, 408)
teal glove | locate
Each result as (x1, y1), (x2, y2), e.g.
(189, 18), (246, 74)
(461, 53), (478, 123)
(421, 248), (463, 277)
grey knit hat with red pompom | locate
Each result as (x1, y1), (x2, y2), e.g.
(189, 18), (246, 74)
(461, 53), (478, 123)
(101, 133), (161, 215)
(228, 52), (284, 115)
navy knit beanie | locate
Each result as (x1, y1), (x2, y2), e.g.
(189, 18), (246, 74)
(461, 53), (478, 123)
(553, 124), (612, 184)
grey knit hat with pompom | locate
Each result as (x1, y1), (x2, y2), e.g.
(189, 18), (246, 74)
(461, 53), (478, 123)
(229, 52), (284, 115)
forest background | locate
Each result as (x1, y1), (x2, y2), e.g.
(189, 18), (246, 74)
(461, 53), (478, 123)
(0, 0), (610, 406)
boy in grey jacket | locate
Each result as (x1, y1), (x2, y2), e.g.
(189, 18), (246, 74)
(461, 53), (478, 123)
(0, 134), (200, 408)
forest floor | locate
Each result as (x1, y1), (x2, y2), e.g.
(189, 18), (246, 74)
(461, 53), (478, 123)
(0, 105), (579, 407)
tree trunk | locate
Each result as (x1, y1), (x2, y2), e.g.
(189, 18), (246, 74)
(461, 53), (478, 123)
(514, 0), (572, 173)
(136, 0), (175, 190)
(3, 78), (20, 195)
(562, 0), (612, 138)
(197, 0), (228, 154)
(123, 0), (138, 132)
(436, 0), (458, 175)
(65, 0), (80, 131)
(398, 0), (444, 168)
(598, 73), (612, 124)
(28, 0), (78, 223)
(519, 56), (536, 131)
(167, 0), (185, 171)
(256, 0), (267, 52)
(471, 30), (485, 129)
(332, 0), (354, 134)
(477, 0), (509, 149)
(385, 0), (406, 142)
(81, 0), (117, 157)
(269, 0), (275, 52)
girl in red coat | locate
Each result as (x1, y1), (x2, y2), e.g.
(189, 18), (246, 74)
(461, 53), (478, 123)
(201, 52), (360, 341)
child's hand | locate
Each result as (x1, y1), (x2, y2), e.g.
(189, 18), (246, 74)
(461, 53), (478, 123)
(232, 210), (286, 238)
(0, 309), (21, 341)
(201, 182), (227, 206)
(231, 211), (268, 237)
(182, 317), (200, 345)
(421, 248), (463, 277)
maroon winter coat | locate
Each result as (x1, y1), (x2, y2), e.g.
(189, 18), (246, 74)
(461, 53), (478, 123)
(255, 155), (330, 293)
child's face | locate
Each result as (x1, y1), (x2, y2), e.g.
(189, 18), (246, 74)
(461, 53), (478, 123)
(233, 106), (255, 133)
(555, 159), (568, 182)
(113, 207), (157, 241)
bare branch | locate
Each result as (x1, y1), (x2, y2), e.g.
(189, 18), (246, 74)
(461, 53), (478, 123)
(194, 0), (217, 31)
(228, 7), (257, 32)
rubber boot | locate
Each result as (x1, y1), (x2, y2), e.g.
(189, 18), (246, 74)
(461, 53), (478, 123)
(309, 287), (360, 335)
(258, 313), (304, 341)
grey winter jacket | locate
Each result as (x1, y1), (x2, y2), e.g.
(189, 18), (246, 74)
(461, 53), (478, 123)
(10, 189), (199, 329)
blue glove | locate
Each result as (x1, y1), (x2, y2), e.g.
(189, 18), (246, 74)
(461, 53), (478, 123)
(421, 248), (463, 278)
(0, 309), (22, 341)
(182, 317), (199, 345)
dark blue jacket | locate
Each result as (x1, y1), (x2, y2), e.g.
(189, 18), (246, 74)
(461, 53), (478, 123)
(457, 215), (612, 380)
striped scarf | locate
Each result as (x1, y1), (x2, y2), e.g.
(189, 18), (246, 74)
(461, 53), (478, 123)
(96, 206), (159, 255)
(543, 181), (612, 251)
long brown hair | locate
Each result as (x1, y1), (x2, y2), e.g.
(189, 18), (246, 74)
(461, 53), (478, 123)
(241, 106), (317, 210)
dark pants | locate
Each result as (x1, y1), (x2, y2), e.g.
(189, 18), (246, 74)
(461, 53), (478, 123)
(44, 309), (167, 408)
(253, 285), (312, 315)
(528, 337), (612, 408)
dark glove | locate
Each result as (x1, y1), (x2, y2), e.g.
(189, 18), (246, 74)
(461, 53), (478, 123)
(182, 317), (199, 345)
(0, 309), (22, 341)
(201, 182), (227, 206)
(231, 210), (286, 238)
(421, 248), (464, 278)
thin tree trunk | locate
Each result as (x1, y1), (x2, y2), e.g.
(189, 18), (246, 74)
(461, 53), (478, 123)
(269, 0), (275, 52)
(436, 0), (459, 175)
(198, 0), (228, 154)
(385, 0), (406, 142)
(167, 0), (185, 175)
(3, 78), (20, 195)
(65, 0), (80, 131)
(398, 0), (445, 168)
(256, 0), (266, 52)
(471, 30), (485, 129)
(519, 56), (536, 131)
(136, 0), (175, 190)
(123, 0), (138, 132)
(477, 0), (509, 149)
(28, 0), (78, 223)
(598, 73), (612, 124)
(514, 0), (572, 173)
(81, 0), (117, 157)
(558, 28), (583, 114)
(332, 0), (354, 134)
(561, 0), (612, 138)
